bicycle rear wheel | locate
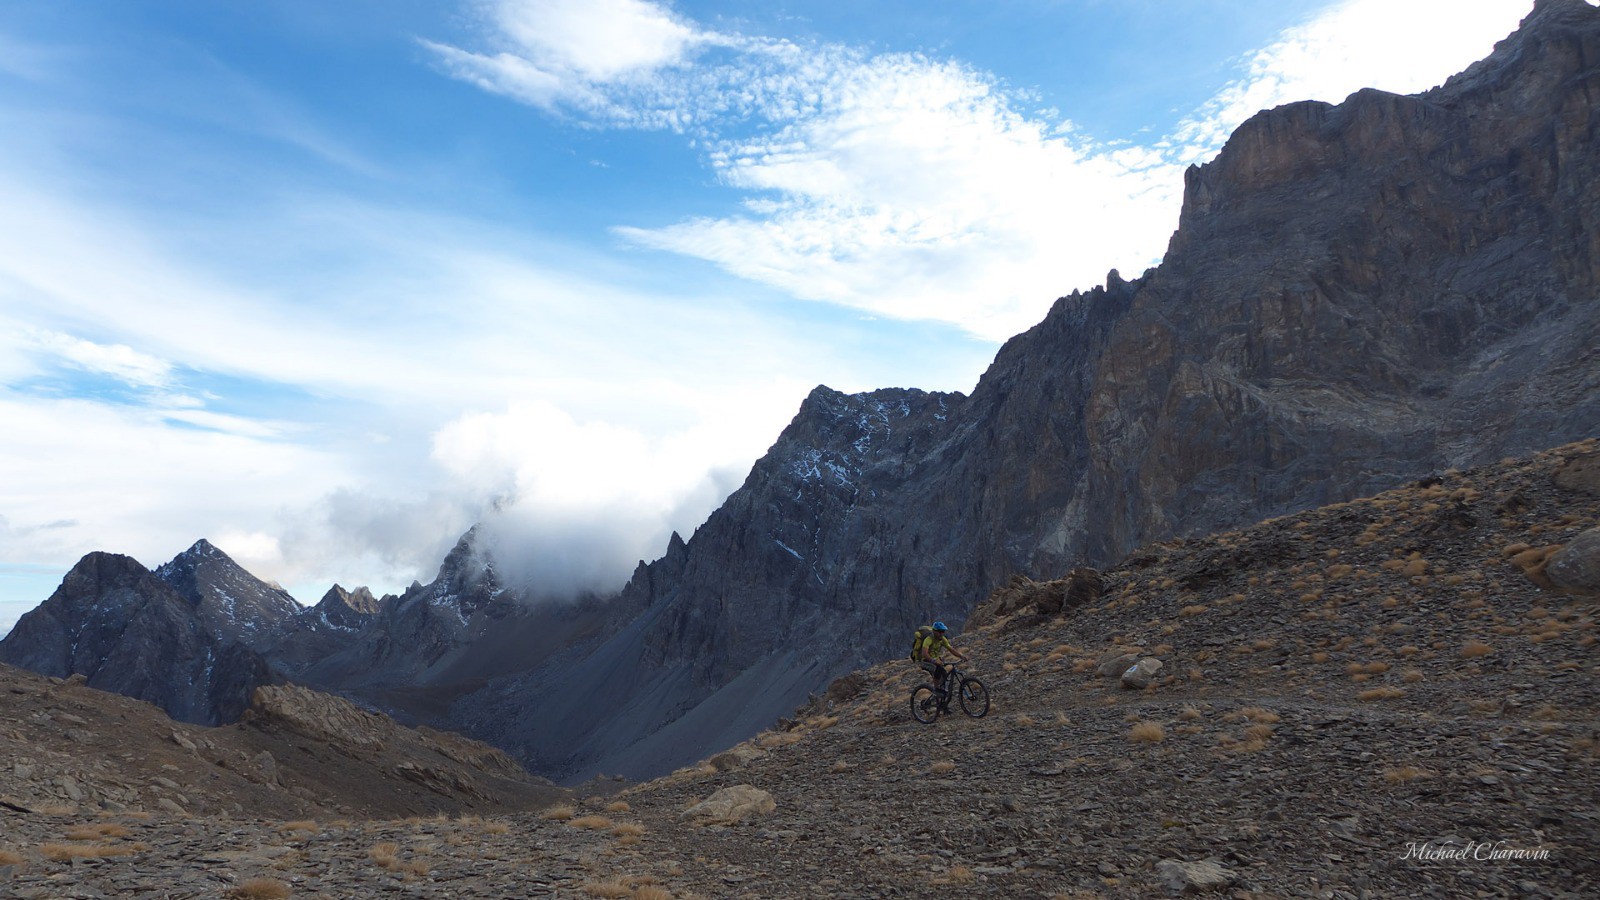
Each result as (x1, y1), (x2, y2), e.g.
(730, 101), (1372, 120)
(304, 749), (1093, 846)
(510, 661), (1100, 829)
(910, 685), (941, 724)
(958, 678), (990, 718)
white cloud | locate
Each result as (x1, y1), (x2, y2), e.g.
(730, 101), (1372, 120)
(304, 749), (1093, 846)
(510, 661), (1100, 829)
(0, 395), (349, 576)
(1172, 0), (1532, 158)
(25, 328), (176, 390)
(426, 0), (718, 119)
(430, 389), (802, 599)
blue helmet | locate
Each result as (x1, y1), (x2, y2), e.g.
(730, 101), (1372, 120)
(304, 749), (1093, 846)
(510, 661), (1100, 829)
(932, 621), (948, 632)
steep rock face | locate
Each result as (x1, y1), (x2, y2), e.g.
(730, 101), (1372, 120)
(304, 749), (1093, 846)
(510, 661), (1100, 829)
(0, 553), (271, 725)
(445, 0), (1600, 782)
(154, 539), (301, 651)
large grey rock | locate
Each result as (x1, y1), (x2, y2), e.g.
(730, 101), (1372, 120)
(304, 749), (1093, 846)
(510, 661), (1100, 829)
(1121, 658), (1165, 690)
(1546, 529), (1600, 595)
(1156, 858), (1236, 894)
(681, 785), (776, 824)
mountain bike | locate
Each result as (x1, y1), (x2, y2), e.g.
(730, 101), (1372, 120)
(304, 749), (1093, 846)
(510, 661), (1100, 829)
(910, 664), (989, 724)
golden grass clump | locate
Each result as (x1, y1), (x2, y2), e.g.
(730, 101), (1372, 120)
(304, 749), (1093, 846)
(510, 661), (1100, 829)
(1383, 766), (1431, 784)
(541, 804), (576, 821)
(483, 820), (510, 835)
(65, 823), (131, 841)
(369, 842), (401, 869)
(928, 760), (957, 775)
(611, 822), (648, 838)
(757, 731), (803, 749)
(581, 881), (635, 899)
(1180, 605), (1208, 617)
(1347, 662), (1390, 676)
(229, 878), (293, 900)
(1129, 722), (1166, 743)
(1178, 706), (1202, 721)
(1014, 714), (1037, 727)
(569, 816), (614, 831)
(605, 800), (632, 814)
(0, 849), (25, 866)
(277, 820), (319, 836)
(1358, 687), (1405, 701)
(1461, 640), (1494, 658)
(41, 843), (133, 861)
(634, 887), (674, 900)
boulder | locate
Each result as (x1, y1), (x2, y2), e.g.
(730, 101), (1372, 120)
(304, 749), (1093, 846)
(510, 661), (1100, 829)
(1554, 453), (1600, 496)
(1546, 529), (1600, 595)
(681, 785), (776, 824)
(1096, 652), (1140, 678)
(708, 745), (764, 772)
(1156, 858), (1236, 894)
(1121, 658), (1165, 690)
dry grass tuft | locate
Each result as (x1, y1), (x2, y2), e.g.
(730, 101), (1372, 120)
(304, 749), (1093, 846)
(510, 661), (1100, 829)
(928, 760), (957, 775)
(230, 877), (293, 899)
(1461, 640), (1494, 658)
(1014, 714), (1037, 727)
(604, 800), (632, 814)
(611, 822), (647, 838)
(368, 842), (402, 869)
(41, 843), (133, 861)
(757, 730), (804, 749)
(581, 881), (634, 899)
(483, 821), (510, 835)
(0, 849), (25, 866)
(65, 823), (130, 840)
(569, 816), (614, 831)
(1358, 687), (1405, 701)
(1180, 605), (1208, 617)
(277, 820), (319, 836)
(829, 759), (851, 774)
(1239, 707), (1280, 723)
(634, 887), (674, 900)
(1383, 766), (1431, 784)
(1178, 705), (1202, 721)
(1129, 722), (1166, 743)
(541, 804), (576, 822)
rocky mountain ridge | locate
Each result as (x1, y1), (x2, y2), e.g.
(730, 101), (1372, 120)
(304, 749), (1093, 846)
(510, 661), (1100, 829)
(2, 0), (1598, 787)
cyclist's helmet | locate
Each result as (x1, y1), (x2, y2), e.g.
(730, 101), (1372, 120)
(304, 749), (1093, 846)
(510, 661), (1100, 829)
(932, 621), (948, 632)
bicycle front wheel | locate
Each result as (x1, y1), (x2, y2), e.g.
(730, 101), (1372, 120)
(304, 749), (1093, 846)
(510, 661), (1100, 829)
(910, 685), (941, 724)
(958, 678), (990, 718)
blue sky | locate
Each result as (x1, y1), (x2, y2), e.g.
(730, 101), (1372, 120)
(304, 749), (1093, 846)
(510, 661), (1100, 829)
(0, 0), (1539, 634)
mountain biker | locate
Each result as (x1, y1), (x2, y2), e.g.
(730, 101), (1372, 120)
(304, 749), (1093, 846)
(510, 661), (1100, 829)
(915, 621), (968, 708)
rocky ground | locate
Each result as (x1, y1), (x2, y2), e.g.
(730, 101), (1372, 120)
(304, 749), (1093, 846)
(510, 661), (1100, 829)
(1, 440), (1596, 897)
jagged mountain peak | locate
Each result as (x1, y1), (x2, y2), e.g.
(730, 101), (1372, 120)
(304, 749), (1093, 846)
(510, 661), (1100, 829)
(153, 539), (300, 647)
